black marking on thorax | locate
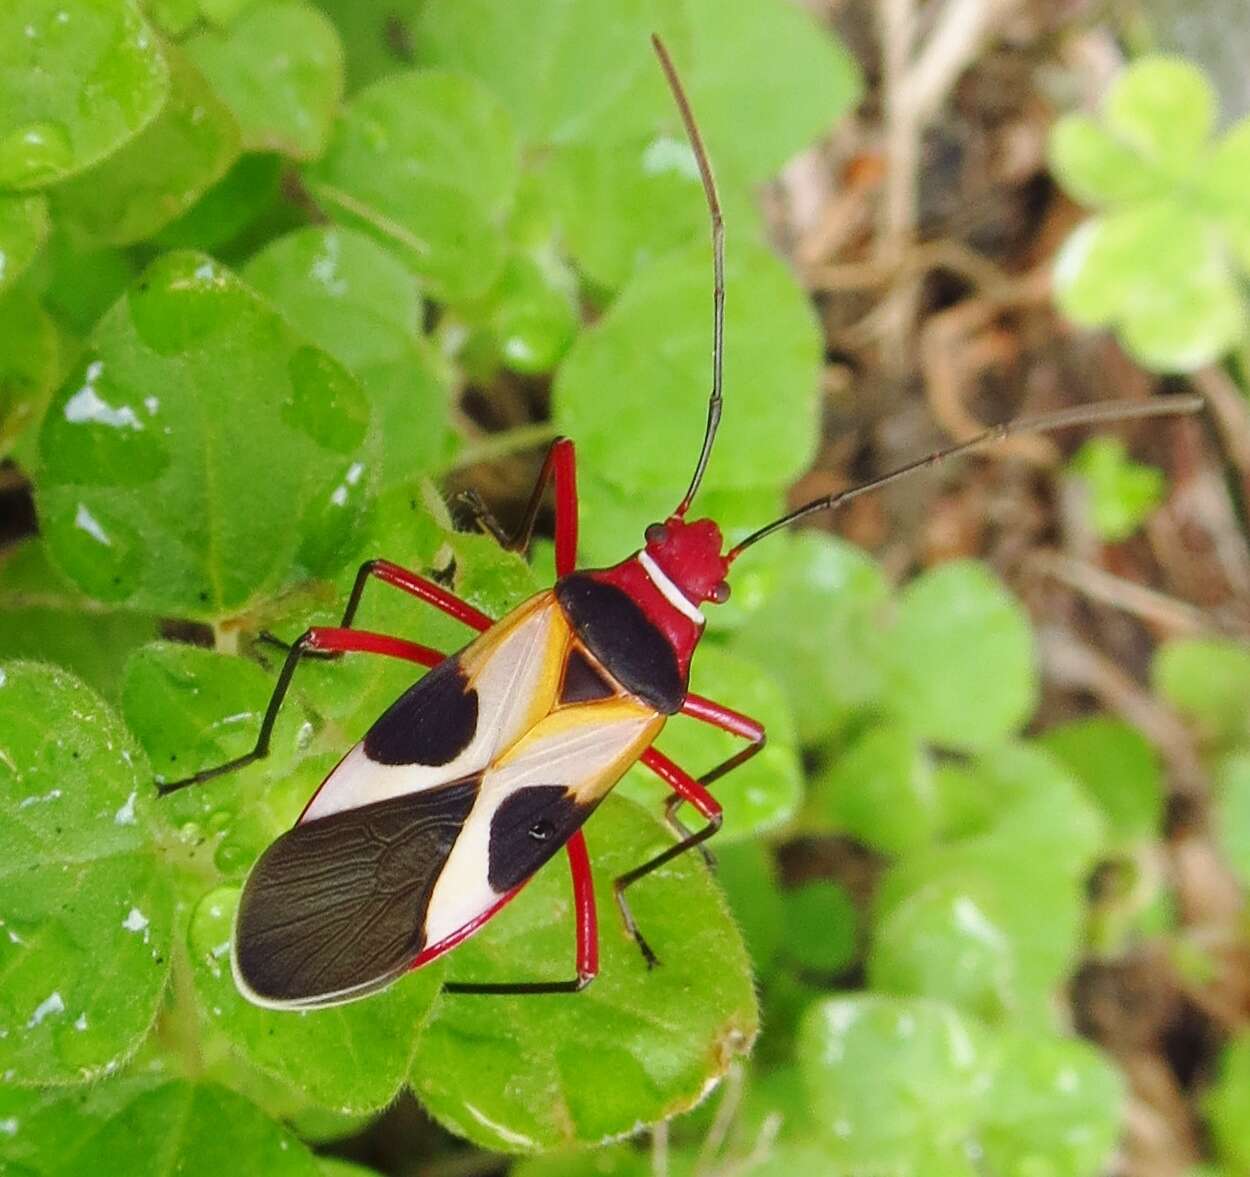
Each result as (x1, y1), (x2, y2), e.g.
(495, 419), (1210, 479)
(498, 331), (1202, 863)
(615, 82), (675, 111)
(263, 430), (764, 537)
(559, 646), (617, 705)
(554, 575), (685, 714)
(364, 656), (478, 766)
(488, 785), (593, 892)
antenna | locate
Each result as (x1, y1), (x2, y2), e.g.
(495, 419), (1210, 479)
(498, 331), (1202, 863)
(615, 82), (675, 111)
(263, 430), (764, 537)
(651, 34), (724, 518)
(728, 395), (1206, 558)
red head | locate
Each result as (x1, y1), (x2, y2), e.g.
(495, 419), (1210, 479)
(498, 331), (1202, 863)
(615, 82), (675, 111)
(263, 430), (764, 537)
(642, 515), (731, 606)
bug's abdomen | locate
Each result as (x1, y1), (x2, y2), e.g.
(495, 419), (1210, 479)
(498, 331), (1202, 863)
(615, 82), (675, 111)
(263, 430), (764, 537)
(554, 574), (686, 714)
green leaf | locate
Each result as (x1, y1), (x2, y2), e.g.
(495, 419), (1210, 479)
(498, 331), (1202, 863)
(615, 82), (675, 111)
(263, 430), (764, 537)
(0, 0), (169, 189)
(0, 194), (48, 295)
(883, 561), (1036, 752)
(817, 720), (939, 855)
(1067, 436), (1166, 542)
(1205, 1029), (1250, 1172)
(186, 0), (344, 160)
(483, 250), (580, 376)
(0, 1077), (320, 1174)
(725, 533), (891, 744)
(410, 795), (758, 1151)
(0, 541), (157, 702)
(155, 153), (285, 252)
(1203, 120), (1250, 266)
(620, 645), (802, 843)
(714, 841), (784, 976)
(31, 234), (136, 336)
(314, 0), (415, 94)
(553, 238), (821, 497)
(1104, 55), (1215, 166)
(48, 46), (241, 249)
(0, 287), (60, 461)
(978, 1031), (1125, 1177)
(187, 883), (444, 1111)
(0, 662), (172, 1085)
(1153, 637), (1250, 747)
(783, 880), (857, 974)
(306, 69), (519, 303)
(1039, 716), (1163, 843)
(1214, 753), (1250, 891)
(244, 225), (450, 487)
(415, 0), (682, 148)
(36, 250), (373, 619)
(796, 995), (991, 1167)
(682, 0), (862, 184)
(1047, 114), (1166, 207)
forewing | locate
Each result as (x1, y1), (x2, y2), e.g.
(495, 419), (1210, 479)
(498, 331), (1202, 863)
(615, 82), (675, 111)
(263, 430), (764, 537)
(234, 777), (480, 1008)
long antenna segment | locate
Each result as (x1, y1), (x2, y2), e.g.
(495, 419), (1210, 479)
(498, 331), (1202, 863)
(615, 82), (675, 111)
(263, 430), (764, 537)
(651, 34), (725, 518)
(728, 395), (1206, 558)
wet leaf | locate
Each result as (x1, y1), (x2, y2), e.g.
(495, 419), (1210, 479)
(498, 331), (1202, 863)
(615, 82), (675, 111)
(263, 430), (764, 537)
(187, 0), (344, 160)
(49, 47), (241, 248)
(410, 795), (757, 1151)
(156, 153), (285, 252)
(0, 662), (172, 1085)
(0, 194), (49, 295)
(306, 69), (519, 303)
(244, 225), (450, 487)
(0, 0), (169, 189)
(37, 251), (373, 619)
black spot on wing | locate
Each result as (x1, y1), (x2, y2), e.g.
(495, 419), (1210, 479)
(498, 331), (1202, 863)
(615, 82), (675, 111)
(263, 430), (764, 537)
(364, 656), (478, 767)
(488, 785), (594, 892)
(555, 575), (684, 714)
(559, 646), (617, 705)
(235, 777), (479, 1006)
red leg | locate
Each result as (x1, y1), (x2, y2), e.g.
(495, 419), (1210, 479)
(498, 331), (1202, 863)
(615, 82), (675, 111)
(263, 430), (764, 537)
(458, 438), (579, 576)
(442, 829), (598, 995)
(339, 558), (493, 634)
(616, 747), (724, 967)
(157, 626), (447, 796)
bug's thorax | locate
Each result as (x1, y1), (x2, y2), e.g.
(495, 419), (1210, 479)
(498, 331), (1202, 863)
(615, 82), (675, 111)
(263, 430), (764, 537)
(587, 515), (730, 675)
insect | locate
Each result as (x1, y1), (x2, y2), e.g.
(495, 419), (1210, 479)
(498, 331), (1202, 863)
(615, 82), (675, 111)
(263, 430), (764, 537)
(157, 38), (1203, 1009)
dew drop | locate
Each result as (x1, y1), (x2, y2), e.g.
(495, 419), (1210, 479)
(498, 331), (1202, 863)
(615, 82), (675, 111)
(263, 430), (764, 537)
(189, 885), (241, 972)
(128, 253), (232, 355)
(0, 121), (73, 187)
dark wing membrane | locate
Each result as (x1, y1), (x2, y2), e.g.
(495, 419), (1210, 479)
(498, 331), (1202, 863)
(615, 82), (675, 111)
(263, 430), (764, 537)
(235, 777), (480, 1007)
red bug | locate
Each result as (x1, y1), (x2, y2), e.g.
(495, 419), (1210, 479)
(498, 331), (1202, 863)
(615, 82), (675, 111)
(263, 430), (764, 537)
(158, 37), (1202, 1008)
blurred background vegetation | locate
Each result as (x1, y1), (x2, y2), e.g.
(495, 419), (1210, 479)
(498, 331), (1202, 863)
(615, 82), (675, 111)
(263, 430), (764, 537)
(3, 0), (1250, 1174)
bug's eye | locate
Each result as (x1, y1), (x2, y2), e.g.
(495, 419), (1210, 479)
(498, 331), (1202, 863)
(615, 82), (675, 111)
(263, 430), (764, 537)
(528, 821), (553, 841)
(645, 522), (669, 545)
(709, 581), (731, 604)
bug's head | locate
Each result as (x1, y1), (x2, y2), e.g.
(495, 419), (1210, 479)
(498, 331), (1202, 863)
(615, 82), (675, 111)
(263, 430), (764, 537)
(643, 515), (731, 606)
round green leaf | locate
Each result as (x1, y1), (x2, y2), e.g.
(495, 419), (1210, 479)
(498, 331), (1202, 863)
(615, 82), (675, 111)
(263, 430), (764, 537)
(48, 47), (241, 249)
(725, 533), (891, 744)
(36, 250), (374, 619)
(620, 645), (801, 843)
(485, 250), (580, 376)
(796, 994), (991, 1167)
(1048, 114), (1166, 208)
(817, 720), (939, 854)
(186, 0), (344, 161)
(306, 69), (519, 303)
(783, 880), (857, 974)
(978, 1031), (1125, 1177)
(1105, 55), (1215, 166)
(156, 153), (285, 252)
(1039, 716), (1163, 843)
(1067, 436), (1166, 542)
(0, 194), (49, 295)
(31, 234), (136, 336)
(245, 225), (450, 487)
(0, 0), (169, 189)
(0, 662), (173, 1085)
(0, 1078), (320, 1175)
(883, 561), (1036, 751)
(410, 795), (758, 1152)
(415, 0), (681, 148)
(188, 883), (444, 1112)
(553, 238), (821, 497)
(714, 841), (784, 976)
(1153, 637), (1250, 747)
